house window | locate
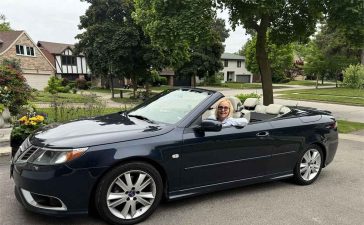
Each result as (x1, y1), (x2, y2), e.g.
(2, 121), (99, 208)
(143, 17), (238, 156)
(224, 59), (228, 67)
(237, 60), (241, 68)
(16, 45), (34, 56)
(61, 55), (77, 66)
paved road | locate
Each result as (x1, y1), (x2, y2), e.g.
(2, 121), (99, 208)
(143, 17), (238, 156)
(1, 138), (363, 225)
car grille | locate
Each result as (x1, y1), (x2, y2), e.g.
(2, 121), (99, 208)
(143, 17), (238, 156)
(15, 145), (40, 163)
(19, 146), (39, 161)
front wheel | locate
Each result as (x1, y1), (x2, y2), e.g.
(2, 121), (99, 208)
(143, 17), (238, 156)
(293, 145), (324, 185)
(95, 162), (163, 225)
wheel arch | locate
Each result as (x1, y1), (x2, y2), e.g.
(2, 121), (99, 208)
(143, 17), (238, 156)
(88, 156), (169, 213)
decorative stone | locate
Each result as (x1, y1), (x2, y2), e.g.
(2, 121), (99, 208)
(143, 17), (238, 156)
(0, 116), (4, 128)
(2, 108), (10, 120)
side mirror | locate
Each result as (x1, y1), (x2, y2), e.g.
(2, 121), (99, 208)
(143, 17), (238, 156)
(199, 119), (222, 132)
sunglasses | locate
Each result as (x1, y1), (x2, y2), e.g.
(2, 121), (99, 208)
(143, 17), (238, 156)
(218, 106), (230, 111)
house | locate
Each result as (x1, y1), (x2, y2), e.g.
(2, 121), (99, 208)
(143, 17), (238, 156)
(37, 41), (91, 81)
(0, 31), (55, 90)
(220, 53), (252, 83)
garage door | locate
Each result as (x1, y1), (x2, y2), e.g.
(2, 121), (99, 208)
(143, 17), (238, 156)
(236, 75), (251, 83)
(23, 74), (52, 90)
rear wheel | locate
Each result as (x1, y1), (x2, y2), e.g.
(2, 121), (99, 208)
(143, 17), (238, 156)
(293, 145), (323, 185)
(95, 162), (163, 225)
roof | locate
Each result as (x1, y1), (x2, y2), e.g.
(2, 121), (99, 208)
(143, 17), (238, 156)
(0, 31), (23, 53)
(37, 41), (74, 54)
(221, 53), (245, 60)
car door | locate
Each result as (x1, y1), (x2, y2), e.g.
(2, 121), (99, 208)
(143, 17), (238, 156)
(268, 117), (305, 174)
(179, 121), (274, 189)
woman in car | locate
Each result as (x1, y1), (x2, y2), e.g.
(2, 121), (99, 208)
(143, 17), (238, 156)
(209, 98), (248, 127)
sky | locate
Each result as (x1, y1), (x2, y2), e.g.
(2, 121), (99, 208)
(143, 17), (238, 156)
(1, 0), (250, 53)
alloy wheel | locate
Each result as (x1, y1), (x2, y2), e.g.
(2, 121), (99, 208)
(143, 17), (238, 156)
(299, 149), (322, 181)
(106, 170), (156, 220)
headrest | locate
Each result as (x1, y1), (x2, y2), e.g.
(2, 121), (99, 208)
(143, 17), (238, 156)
(266, 104), (284, 115)
(243, 98), (259, 108)
(227, 96), (242, 111)
(255, 105), (267, 113)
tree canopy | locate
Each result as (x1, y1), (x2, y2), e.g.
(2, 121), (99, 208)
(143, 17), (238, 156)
(0, 14), (12, 31)
(76, 0), (164, 96)
(244, 34), (293, 83)
(133, 0), (217, 68)
(218, 0), (324, 105)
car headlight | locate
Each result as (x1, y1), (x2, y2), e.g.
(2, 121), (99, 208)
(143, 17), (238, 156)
(27, 147), (88, 165)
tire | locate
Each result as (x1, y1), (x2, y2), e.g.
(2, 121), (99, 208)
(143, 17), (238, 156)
(293, 145), (324, 185)
(95, 162), (163, 225)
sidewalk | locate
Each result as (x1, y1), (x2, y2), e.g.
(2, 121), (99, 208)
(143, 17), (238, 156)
(0, 128), (11, 156)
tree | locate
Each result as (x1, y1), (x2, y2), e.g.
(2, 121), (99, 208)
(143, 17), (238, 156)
(76, 0), (163, 97)
(177, 18), (229, 86)
(324, 0), (364, 64)
(0, 14), (12, 31)
(219, 0), (323, 105)
(134, 0), (217, 70)
(244, 35), (294, 83)
(302, 23), (360, 86)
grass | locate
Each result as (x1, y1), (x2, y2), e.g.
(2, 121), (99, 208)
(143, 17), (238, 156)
(150, 85), (172, 91)
(32, 91), (97, 103)
(200, 82), (287, 89)
(338, 120), (364, 134)
(35, 107), (124, 123)
(276, 88), (364, 106)
(284, 80), (335, 86)
(111, 97), (142, 105)
(89, 87), (133, 94)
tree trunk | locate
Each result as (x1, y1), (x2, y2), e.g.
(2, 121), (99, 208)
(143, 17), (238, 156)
(109, 74), (115, 98)
(131, 75), (138, 98)
(191, 73), (196, 87)
(361, 49), (364, 65)
(255, 24), (273, 105)
(316, 73), (319, 89)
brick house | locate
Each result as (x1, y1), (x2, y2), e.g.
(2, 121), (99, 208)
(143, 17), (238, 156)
(0, 31), (55, 90)
(37, 41), (91, 81)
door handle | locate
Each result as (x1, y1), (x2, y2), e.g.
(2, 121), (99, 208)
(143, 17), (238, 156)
(256, 131), (269, 137)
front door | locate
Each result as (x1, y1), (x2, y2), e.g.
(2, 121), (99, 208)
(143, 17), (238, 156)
(179, 122), (273, 189)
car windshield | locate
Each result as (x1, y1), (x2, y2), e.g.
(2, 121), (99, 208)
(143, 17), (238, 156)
(128, 89), (211, 124)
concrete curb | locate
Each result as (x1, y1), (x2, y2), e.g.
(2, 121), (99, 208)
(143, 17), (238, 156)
(339, 134), (364, 143)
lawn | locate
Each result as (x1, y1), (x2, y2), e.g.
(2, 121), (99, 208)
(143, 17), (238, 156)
(35, 107), (124, 123)
(276, 88), (364, 106)
(32, 91), (98, 103)
(284, 80), (336, 86)
(338, 120), (364, 134)
(200, 82), (287, 89)
(89, 87), (133, 94)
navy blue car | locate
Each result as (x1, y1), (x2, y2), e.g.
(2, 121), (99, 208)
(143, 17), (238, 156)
(11, 88), (338, 225)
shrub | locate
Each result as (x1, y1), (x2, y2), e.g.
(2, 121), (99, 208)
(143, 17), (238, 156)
(159, 77), (167, 85)
(76, 77), (90, 90)
(0, 58), (32, 114)
(235, 93), (261, 103)
(342, 64), (364, 89)
(45, 76), (70, 93)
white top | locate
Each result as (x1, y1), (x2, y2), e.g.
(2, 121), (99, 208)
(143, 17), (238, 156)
(208, 115), (248, 127)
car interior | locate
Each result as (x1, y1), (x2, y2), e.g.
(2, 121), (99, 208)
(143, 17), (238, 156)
(202, 97), (292, 123)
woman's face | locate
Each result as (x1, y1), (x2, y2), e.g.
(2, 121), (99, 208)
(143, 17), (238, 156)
(217, 101), (230, 121)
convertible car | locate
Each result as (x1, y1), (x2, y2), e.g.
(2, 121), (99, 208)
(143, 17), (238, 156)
(11, 88), (338, 225)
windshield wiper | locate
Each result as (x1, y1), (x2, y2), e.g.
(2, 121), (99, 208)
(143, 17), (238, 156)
(128, 114), (155, 124)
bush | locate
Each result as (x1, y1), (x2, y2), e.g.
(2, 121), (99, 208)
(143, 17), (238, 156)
(76, 77), (90, 90)
(342, 64), (364, 89)
(159, 77), (167, 85)
(235, 93), (261, 103)
(45, 76), (71, 93)
(0, 58), (32, 114)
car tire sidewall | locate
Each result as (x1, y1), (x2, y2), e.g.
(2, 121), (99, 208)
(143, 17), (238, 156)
(294, 145), (324, 185)
(95, 162), (163, 225)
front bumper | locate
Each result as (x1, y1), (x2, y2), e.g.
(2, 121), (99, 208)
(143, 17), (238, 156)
(12, 161), (107, 216)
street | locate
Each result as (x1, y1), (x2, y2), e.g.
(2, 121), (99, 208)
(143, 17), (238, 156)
(0, 139), (363, 225)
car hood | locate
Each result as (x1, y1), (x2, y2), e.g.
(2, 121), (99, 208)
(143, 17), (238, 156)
(30, 113), (173, 148)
